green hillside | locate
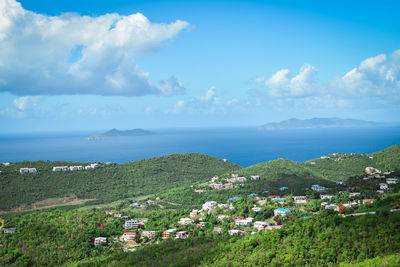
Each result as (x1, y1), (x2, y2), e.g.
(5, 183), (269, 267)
(0, 154), (240, 211)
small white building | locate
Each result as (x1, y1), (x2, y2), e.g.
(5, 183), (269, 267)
(213, 227), (223, 233)
(52, 166), (69, 172)
(379, 183), (388, 190)
(189, 209), (200, 218)
(19, 168), (37, 174)
(120, 232), (137, 242)
(253, 221), (268, 230)
(94, 237), (107, 245)
(202, 201), (217, 211)
(2, 162), (10, 166)
(175, 231), (188, 239)
(141, 231), (156, 239)
(250, 175), (260, 180)
(349, 192), (361, 198)
(235, 217), (253, 226)
(178, 218), (193, 225)
(320, 194), (334, 200)
(252, 207), (262, 212)
(293, 196), (307, 204)
(217, 214), (229, 220)
(274, 208), (290, 216)
(386, 178), (399, 184)
(228, 229), (246, 236)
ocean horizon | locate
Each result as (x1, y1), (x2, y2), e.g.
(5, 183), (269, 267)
(1, 125), (399, 167)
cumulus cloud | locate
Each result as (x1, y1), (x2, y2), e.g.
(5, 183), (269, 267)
(0, 0), (189, 96)
(13, 96), (39, 111)
(261, 49), (400, 108)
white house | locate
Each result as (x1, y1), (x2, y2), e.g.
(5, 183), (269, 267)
(379, 183), (388, 190)
(124, 220), (144, 230)
(274, 208), (290, 216)
(228, 229), (246, 236)
(52, 166), (69, 172)
(2, 162), (10, 166)
(217, 214), (229, 220)
(235, 217), (253, 226)
(320, 194), (334, 200)
(94, 237), (107, 245)
(386, 178), (399, 184)
(293, 196), (307, 204)
(252, 207), (262, 212)
(349, 192), (361, 198)
(189, 209), (200, 218)
(253, 221), (268, 230)
(19, 168), (37, 174)
(141, 231), (156, 239)
(250, 175), (260, 180)
(120, 232), (137, 242)
(202, 201), (217, 211)
(175, 231), (188, 239)
(178, 218), (193, 225)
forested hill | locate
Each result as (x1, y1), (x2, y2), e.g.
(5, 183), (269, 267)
(220, 144), (400, 182)
(0, 154), (241, 211)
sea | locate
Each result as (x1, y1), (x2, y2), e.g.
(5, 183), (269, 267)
(0, 126), (399, 167)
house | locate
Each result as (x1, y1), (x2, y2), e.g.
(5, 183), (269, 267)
(274, 198), (285, 203)
(363, 199), (376, 204)
(202, 201), (217, 211)
(194, 189), (206, 193)
(379, 183), (389, 190)
(274, 208), (290, 216)
(349, 192), (361, 198)
(254, 221), (268, 230)
(0, 170), (2, 175)
(383, 171), (391, 175)
(69, 166), (83, 171)
(224, 183), (234, 189)
(252, 207), (262, 212)
(19, 168), (37, 174)
(178, 218), (193, 225)
(120, 232), (137, 242)
(226, 176), (247, 183)
(209, 183), (223, 189)
(197, 222), (206, 228)
(189, 209), (200, 218)
(248, 193), (258, 197)
(175, 231), (188, 239)
(94, 237), (107, 245)
(213, 227), (223, 233)
(293, 196), (307, 204)
(250, 175), (260, 180)
(265, 225), (282, 230)
(386, 178), (399, 184)
(141, 231), (156, 239)
(162, 229), (176, 239)
(105, 210), (114, 215)
(235, 217), (253, 226)
(311, 184), (328, 192)
(227, 197), (239, 202)
(365, 167), (380, 174)
(336, 180), (344, 185)
(2, 162), (10, 166)
(124, 220), (144, 230)
(280, 186), (288, 191)
(218, 203), (228, 209)
(268, 195), (280, 199)
(211, 176), (219, 183)
(217, 214), (229, 220)
(325, 204), (339, 211)
(52, 166), (69, 172)
(228, 229), (246, 236)
(3, 227), (16, 234)
(320, 194), (334, 200)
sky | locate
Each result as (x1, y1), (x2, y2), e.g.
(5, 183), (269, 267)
(0, 0), (400, 133)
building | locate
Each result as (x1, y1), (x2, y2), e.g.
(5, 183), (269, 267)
(19, 168), (37, 174)
(52, 166), (69, 172)
(178, 218), (193, 225)
(379, 183), (389, 190)
(250, 175), (260, 180)
(293, 196), (307, 204)
(254, 221), (268, 230)
(248, 193), (258, 197)
(252, 207), (262, 212)
(365, 167), (380, 174)
(3, 227), (16, 234)
(228, 229), (246, 236)
(235, 217), (253, 226)
(211, 176), (219, 183)
(2, 162), (10, 166)
(386, 178), (399, 184)
(202, 201), (217, 211)
(274, 208), (290, 216)
(124, 220), (144, 230)
(280, 186), (288, 191)
(69, 166), (83, 171)
(213, 227), (223, 233)
(320, 194), (334, 200)
(197, 222), (206, 228)
(226, 176), (247, 183)
(189, 209), (200, 218)
(265, 225), (282, 230)
(175, 231), (188, 239)
(162, 229), (176, 239)
(349, 192), (361, 198)
(336, 180), (344, 185)
(94, 237), (107, 245)
(209, 183), (223, 189)
(325, 204), (339, 211)
(217, 214), (229, 220)
(311, 184), (328, 192)
(363, 199), (376, 204)
(141, 231), (156, 239)
(224, 183), (233, 189)
(275, 198), (285, 203)
(120, 232), (137, 242)
(227, 197), (239, 202)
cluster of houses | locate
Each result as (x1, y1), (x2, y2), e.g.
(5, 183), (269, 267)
(207, 174), (260, 190)
(362, 169), (399, 194)
(52, 163), (99, 172)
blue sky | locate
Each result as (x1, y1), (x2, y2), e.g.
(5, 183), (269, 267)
(1, 0), (399, 132)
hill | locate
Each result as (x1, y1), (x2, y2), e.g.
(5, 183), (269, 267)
(260, 117), (378, 130)
(103, 128), (155, 136)
(0, 154), (240, 211)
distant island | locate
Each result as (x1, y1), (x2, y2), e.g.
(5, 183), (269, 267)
(85, 128), (155, 140)
(260, 117), (378, 130)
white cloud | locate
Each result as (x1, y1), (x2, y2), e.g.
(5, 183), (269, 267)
(0, 0), (189, 96)
(13, 96), (39, 111)
(227, 98), (238, 105)
(261, 49), (400, 109)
